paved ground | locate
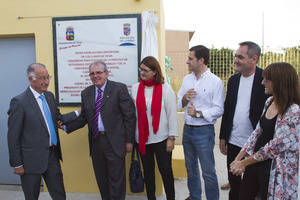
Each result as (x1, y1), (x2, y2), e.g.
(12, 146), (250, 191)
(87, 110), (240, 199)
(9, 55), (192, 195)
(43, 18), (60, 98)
(0, 145), (229, 200)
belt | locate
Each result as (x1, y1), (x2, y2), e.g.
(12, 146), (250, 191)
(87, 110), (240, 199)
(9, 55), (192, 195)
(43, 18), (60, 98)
(49, 145), (56, 151)
(185, 124), (213, 128)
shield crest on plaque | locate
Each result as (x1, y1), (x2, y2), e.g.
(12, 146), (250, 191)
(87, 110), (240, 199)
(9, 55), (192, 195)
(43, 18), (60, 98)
(123, 23), (131, 36)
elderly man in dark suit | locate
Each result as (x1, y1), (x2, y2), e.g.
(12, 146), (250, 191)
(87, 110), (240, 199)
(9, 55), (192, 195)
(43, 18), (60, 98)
(7, 63), (78, 200)
(65, 61), (136, 200)
(219, 41), (268, 200)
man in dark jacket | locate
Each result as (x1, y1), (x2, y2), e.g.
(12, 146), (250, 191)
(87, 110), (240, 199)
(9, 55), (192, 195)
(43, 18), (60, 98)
(65, 61), (136, 200)
(219, 41), (268, 200)
(7, 63), (77, 200)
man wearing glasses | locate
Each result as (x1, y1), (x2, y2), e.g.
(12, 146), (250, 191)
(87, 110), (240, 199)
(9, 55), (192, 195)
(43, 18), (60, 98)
(64, 61), (136, 200)
(7, 63), (78, 200)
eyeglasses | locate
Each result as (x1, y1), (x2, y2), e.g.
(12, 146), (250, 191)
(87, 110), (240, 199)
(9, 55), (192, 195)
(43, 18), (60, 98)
(35, 75), (52, 81)
(139, 67), (152, 73)
(89, 70), (106, 76)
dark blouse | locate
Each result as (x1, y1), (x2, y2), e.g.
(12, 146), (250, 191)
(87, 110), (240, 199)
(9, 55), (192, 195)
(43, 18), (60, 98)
(254, 103), (278, 153)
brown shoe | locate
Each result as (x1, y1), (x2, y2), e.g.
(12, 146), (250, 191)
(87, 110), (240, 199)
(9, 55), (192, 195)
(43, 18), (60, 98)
(220, 182), (230, 190)
(185, 197), (190, 200)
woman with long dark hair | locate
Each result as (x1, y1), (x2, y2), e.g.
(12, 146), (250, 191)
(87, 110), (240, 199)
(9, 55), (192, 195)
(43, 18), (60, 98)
(230, 62), (300, 199)
(131, 56), (178, 200)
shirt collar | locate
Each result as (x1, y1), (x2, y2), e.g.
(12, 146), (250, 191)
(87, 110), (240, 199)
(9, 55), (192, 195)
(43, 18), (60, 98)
(192, 68), (211, 80)
(95, 80), (107, 93)
(29, 86), (44, 99)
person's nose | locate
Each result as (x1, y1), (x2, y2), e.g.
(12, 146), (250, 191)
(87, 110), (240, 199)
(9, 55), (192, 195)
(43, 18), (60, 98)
(234, 57), (238, 64)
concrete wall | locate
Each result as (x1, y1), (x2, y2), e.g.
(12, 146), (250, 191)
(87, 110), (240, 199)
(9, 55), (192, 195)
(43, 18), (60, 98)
(0, 0), (165, 195)
(165, 30), (192, 93)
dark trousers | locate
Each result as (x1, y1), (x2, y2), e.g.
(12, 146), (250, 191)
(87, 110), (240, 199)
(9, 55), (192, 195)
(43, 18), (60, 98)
(239, 160), (271, 200)
(20, 148), (66, 200)
(91, 135), (126, 200)
(140, 139), (175, 200)
(227, 143), (242, 200)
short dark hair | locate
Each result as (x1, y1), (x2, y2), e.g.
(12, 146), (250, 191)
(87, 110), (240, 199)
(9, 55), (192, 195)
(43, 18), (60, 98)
(189, 45), (210, 65)
(239, 41), (261, 63)
(140, 56), (164, 84)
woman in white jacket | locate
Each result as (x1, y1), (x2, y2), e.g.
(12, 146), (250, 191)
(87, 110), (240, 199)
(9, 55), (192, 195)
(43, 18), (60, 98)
(131, 56), (178, 200)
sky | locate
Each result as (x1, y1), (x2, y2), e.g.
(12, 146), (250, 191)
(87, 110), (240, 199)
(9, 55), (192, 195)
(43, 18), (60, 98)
(163, 0), (300, 52)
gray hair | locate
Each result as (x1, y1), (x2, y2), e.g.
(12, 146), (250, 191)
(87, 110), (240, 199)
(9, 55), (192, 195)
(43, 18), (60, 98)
(239, 41), (261, 63)
(27, 63), (46, 79)
(89, 61), (108, 71)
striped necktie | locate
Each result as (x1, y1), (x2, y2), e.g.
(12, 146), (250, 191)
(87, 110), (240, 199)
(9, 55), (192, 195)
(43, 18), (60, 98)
(93, 88), (102, 139)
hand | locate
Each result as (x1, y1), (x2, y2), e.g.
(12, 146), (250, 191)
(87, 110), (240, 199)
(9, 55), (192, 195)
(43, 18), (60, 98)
(230, 160), (245, 176)
(57, 120), (64, 130)
(187, 102), (197, 117)
(14, 166), (25, 175)
(184, 88), (197, 102)
(126, 143), (133, 153)
(166, 138), (175, 152)
(219, 139), (227, 155)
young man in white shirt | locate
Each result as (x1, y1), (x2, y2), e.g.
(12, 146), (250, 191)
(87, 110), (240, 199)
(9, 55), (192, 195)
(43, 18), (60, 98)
(178, 45), (224, 200)
(219, 41), (267, 200)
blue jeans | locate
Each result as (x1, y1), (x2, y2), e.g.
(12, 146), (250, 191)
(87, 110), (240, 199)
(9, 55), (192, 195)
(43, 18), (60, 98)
(182, 125), (219, 200)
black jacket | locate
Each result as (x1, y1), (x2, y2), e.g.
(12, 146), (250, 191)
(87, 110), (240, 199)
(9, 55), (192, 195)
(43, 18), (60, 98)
(219, 67), (268, 143)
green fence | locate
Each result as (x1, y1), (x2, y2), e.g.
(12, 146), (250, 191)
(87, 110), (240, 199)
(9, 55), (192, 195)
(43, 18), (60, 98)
(169, 47), (300, 95)
(209, 47), (300, 88)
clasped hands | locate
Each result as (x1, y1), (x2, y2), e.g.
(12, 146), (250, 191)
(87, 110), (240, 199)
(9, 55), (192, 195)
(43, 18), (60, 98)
(57, 109), (81, 130)
(230, 159), (246, 176)
(57, 120), (64, 130)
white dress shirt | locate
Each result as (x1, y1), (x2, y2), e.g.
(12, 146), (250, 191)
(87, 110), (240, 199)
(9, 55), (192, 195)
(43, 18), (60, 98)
(229, 73), (255, 147)
(177, 69), (224, 125)
(131, 83), (179, 144)
(29, 86), (53, 146)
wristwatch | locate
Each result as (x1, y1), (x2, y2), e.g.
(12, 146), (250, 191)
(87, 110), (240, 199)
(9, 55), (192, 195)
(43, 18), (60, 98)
(196, 112), (201, 118)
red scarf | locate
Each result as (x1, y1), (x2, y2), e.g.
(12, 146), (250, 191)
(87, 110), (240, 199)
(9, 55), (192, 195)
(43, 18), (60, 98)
(136, 78), (162, 155)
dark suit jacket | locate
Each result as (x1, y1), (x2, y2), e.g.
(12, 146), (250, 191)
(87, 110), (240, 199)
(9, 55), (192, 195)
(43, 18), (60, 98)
(66, 80), (136, 158)
(219, 67), (268, 143)
(7, 87), (77, 174)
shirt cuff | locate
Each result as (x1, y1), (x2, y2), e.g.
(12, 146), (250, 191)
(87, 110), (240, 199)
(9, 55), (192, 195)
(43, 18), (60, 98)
(199, 109), (212, 123)
(75, 110), (80, 117)
(15, 165), (23, 168)
(168, 133), (178, 137)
